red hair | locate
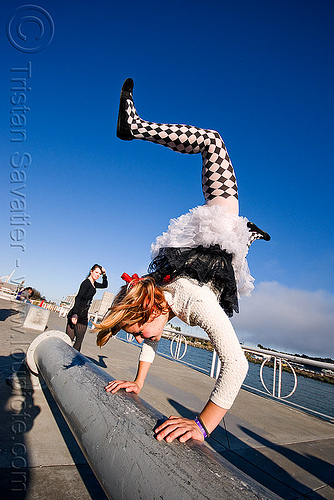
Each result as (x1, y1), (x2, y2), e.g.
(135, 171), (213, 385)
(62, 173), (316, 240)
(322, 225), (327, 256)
(95, 277), (168, 347)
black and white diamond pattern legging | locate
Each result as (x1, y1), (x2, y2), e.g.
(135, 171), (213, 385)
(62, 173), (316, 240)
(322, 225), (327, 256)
(125, 100), (239, 215)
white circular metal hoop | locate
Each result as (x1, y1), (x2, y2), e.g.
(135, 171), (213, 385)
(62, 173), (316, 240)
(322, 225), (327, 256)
(280, 360), (298, 399)
(170, 334), (187, 360)
(260, 356), (298, 399)
(26, 330), (72, 375)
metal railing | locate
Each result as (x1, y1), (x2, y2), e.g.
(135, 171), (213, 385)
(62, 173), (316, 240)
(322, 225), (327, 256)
(0, 284), (18, 300)
(211, 344), (334, 396)
(119, 327), (334, 421)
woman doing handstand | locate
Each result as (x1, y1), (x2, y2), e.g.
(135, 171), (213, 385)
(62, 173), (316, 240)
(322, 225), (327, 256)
(96, 78), (270, 443)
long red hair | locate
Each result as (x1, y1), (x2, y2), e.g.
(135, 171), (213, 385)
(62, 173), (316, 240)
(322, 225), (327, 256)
(95, 277), (169, 347)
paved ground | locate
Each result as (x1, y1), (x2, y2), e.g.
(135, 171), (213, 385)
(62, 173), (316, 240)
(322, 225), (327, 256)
(0, 297), (333, 499)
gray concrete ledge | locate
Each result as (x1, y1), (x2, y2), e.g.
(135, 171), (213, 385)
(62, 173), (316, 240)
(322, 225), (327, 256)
(1, 299), (333, 499)
(33, 334), (279, 499)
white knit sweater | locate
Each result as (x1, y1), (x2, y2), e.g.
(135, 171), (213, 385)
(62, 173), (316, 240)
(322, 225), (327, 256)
(139, 277), (248, 410)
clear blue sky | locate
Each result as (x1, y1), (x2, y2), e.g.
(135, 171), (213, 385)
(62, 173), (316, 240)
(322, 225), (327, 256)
(1, 0), (333, 357)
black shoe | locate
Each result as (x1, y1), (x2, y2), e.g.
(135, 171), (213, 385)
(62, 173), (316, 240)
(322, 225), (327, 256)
(247, 221), (271, 246)
(116, 78), (134, 141)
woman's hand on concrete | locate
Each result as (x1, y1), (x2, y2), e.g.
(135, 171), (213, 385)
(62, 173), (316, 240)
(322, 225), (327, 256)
(155, 415), (205, 443)
(105, 380), (142, 394)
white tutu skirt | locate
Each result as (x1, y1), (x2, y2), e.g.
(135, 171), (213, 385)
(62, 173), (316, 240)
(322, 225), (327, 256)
(151, 205), (254, 297)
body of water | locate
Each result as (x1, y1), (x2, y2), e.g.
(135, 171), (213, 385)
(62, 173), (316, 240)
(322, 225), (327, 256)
(116, 332), (334, 421)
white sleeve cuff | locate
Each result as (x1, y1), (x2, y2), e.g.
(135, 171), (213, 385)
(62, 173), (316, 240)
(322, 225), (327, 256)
(139, 339), (159, 363)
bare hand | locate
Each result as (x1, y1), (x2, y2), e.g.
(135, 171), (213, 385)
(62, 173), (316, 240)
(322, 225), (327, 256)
(155, 415), (204, 443)
(71, 316), (78, 325)
(104, 380), (142, 394)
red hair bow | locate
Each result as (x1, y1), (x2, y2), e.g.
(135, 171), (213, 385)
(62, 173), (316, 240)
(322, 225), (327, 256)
(121, 272), (141, 288)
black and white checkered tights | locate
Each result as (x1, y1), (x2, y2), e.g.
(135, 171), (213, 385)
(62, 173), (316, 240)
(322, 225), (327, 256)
(125, 100), (238, 205)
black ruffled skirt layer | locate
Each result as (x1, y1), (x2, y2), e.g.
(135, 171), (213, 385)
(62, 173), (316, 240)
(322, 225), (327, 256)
(147, 245), (238, 317)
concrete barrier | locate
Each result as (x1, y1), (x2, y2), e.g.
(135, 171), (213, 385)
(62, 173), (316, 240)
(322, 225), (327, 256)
(27, 331), (278, 500)
(23, 303), (50, 331)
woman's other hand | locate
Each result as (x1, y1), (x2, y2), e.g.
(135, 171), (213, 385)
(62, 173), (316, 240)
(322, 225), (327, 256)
(155, 415), (205, 443)
(105, 379), (142, 394)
